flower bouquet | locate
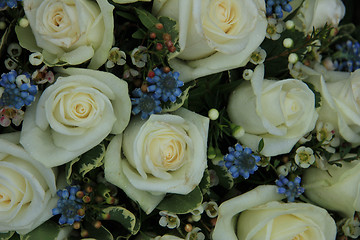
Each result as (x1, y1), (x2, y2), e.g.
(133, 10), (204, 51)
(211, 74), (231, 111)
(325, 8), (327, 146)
(0, 0), (359, 239)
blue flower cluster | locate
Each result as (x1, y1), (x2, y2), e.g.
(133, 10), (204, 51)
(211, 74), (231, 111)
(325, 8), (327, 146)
(131, 68), (183, 119)
(265, 0), (293, 18)
(219, 143), (260, 179)
(333, 40), (360, 72)
(275, 175), (304, 202)
(131, 88), (162, 120)
(0, 0), (21, 8)
(52, 186), (85, 225)
(0, 70), (38, 109)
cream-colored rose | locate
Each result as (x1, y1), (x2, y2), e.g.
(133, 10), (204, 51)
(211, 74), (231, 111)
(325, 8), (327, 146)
(152, 0), (267, 82)
(212, 185), (336, 240)
(20, 68), (131, 167)
(16, 0), (114, 69)
(0, 133), (57, 235)
(227, 64), (318, 156)
(290, 0), (345, 33)
(301, 64), (360, 145)
(302, 154), (360, 218)
(104, 108), (209, 214)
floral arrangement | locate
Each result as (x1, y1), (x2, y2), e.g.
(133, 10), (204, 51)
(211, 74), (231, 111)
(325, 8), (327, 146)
(1, 0), (360, 239)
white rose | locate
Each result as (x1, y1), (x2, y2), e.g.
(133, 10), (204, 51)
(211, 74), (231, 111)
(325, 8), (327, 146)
(0, 133), (57, 234)
(16, 0), (114, 69)
(20, 68), (131, 167)
(227, 64), (318, 156)
(303, 64), (360, 144)
(302, 155), (360, 218)
(212, 185), (336, 240)
(104, 108), (209, 214)
(290, 0), (345, 33)
(152, 0), (267, 82)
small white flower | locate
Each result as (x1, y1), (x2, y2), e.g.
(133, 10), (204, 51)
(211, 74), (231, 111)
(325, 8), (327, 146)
(191, 205), (204, 217)
(276, 165), (289, 176)
(15, 75), (30, 88)
(185, 227), (205, 240)
(266, 18), (285, 40)
(250, 47), (266, 65)
(131, 46), (148, 68)
(7, 43), (22, 57)
(243, 69), (253, 81)
(4, 58), (17, 70)
(316, 122), (335, 144)
(295, 146), (315, 168)
(106, 47), (126, 68)
(202, 201), (219, 218)
(342, 217), (360, 239)
(159, 211), (180, 229)
(123, 68), (139, 79)
(29, 52), (43, 66)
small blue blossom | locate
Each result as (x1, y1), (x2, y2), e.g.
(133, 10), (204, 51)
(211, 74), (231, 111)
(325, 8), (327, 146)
(52, 186), (84, 225)
(146, 68), (184, 103)
(275, 175), (304, 202)
(0, 70), (38, 109)
(219, 143), (260, 179)
(0, 0), (21, 8)
(131, 88), (162, 120)
(265, 0), (293, 18)
(333, 40), (360, 72)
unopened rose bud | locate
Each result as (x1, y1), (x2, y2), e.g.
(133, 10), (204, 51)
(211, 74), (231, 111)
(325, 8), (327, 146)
(156, 43), (163, 51)
(19, 18), (29, 28)
(149, 32), (156, 39)
(163, 33), (171, 41)
(155, 23), (163, 30)
(208, 108), (219, 120)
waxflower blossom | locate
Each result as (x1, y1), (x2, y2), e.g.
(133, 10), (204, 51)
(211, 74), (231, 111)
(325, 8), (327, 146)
(203, 201), (219, 218)
(106, 47), (126, 68)
(243, 69), (254, 80)
(131, 88), (162, 119)
(147, 68), (183, 103)
(250, 47), (267, 65)
(0, 70), (37, 109)
(265, 0), (293, 18)
(316, 121), (335, 144)
(0, 106), (24, 127)
(185, 227), (205, 240)
(219, 143), (260, 179)
(342, 217), (360, 239)
(29, 52), (43, 66)
(275, 175), (304, 202)
(52, 186), (85, 225)
(131, 46), (148, 68)
(295, 146), (315, 168)
(159, 211), (180, 229)
(4, 58), (17, 70)
(333, 40), (360, 72)
(7, 43), (22, 57)
(266, 18), (285, 40)
(31, 66), (55, 84)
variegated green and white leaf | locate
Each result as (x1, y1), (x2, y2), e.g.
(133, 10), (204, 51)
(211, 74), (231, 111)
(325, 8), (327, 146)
(102, 206), (140, 235)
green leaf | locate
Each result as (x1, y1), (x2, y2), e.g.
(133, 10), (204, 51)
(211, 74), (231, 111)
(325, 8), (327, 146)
(132, 28), (147, 39)
(20, 221), (60, 240)
(83, 220), (113, 240)
(65, 157), (80, 184)
(0, 232), (15, 240)
(258, 138), (264, 152)
(161, 83), (194, 113)
(199, 169), (210, 194)
(77, 142), (106, 177)
(102, 206), (140, 235)
(116, 11), (138, 22)
(0, 26), (10, 56)
(157, 186), (203, 214)
(339, 142), (352, 159)
(304, 82), (321, 108)
(135, 8), (160, 32)
(211, 164), (234, 190)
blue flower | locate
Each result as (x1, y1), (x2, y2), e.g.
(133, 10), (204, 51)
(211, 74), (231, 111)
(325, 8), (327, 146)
(219, 143), (260, 179)
(265, 0), (293, 18)
(147, 68), (183, 103)
(131, 88), (162, 120)
(52, 186), (84, 225)
(333, 40), (360, 72)
(0, 0), (22, 8)
(275, 175), (304, 202)
(0, 70), (38, 109)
